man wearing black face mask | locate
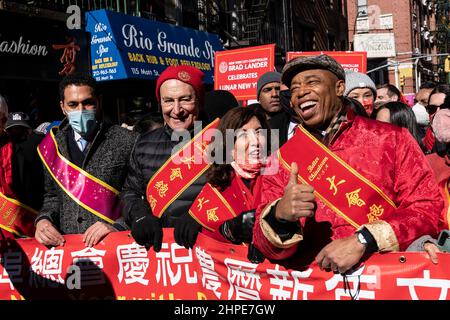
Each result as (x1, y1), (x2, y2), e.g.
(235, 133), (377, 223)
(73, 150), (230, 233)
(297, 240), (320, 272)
(35, 73), (138, 248)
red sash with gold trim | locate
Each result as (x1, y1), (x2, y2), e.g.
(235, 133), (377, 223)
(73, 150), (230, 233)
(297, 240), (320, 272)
(188, 183), (237, 232)
(279, 125), (397, 229)
(0, 192), (37, 237)
(37, 129), (121, 224)
(146, 119), (220, 218)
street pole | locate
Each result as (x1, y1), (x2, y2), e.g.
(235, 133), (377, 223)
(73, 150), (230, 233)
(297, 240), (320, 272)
(394, 62), (399, 89)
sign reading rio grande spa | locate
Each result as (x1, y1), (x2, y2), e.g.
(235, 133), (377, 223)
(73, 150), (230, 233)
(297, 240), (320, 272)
(85, 10), (224, 83)
(287, 51), (367, 73)
(214, 44), (275, 100)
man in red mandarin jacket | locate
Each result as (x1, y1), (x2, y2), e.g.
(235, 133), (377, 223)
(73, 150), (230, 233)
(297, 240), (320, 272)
(253, 54), (443, 273)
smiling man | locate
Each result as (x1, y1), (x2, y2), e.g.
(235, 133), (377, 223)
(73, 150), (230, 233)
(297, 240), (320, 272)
(252, 54), (443, 274)
(121, 66), (209, 251)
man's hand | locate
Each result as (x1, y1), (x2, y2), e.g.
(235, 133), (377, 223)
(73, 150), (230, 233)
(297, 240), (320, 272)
(315, 234), (366, 274)
(131, 215), (163, 252)
(424, 242), (440, 264)
(276, 162), (316, 222)
(83, 221), (117, 247)
(35, 219), (65, 247)
(174, 214), (202, 249)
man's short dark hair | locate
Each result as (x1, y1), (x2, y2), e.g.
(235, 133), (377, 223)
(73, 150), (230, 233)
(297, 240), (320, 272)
(59, 73), (97, 101)
(419, 81), (436, 90)
(377, 84), (401, 100)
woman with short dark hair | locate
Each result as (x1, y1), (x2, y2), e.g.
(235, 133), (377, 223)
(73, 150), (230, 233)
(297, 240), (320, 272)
(180, 106), (269, 262)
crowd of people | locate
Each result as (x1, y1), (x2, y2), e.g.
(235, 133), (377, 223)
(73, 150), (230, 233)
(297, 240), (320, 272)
(0, 53), (449, 275)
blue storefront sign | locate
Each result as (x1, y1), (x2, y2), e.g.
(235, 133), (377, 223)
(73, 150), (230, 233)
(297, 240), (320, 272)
(85, 10), (224, 83)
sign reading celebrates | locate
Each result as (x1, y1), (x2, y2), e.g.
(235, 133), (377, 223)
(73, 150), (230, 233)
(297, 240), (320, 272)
(85, 10), (224, 83)
(214, 44), (275, 100)
(286, 51), (368, 73)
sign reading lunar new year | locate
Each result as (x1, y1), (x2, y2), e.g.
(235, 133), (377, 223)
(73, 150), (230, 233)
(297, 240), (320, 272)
(214, 44), (275, 100)
(1, 230), (450, 300)
(85, 9), (224, 83)
(286, 51), (368, 73)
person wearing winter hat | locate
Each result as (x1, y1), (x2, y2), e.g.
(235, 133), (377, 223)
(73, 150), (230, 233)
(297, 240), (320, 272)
(122, 65), (211, 252)
(252, 53), (442, 274)
(256, 71), (282, 119)
(344, 71), (377, 116)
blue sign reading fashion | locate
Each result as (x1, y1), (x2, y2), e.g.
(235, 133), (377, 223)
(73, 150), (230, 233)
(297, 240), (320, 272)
(85, 9), (224, 83)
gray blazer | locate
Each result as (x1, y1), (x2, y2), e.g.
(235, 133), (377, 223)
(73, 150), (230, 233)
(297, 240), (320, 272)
(36, 119), (138, 234)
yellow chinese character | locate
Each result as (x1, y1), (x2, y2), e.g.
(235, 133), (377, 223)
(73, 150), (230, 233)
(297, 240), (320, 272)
(197, 197), (210, 211)
(367, 204), (384, 222)
(154, 180), (168, 198)
(345, 188), (366, 207)
(148, 195), (157, 211)
(194, 141), (209, 154)
(180, 156), (195, 169)
(326, 176), (346, 196)
(206, 207), (219, 222)
(170, 168), (183, 181)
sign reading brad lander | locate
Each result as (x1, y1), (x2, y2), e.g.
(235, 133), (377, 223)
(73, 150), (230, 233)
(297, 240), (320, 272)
(286, 51), (367, 73)
(214, 44), (275, 100)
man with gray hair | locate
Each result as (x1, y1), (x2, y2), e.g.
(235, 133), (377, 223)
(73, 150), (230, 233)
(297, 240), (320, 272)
(256, 71), (282, 119)
(253, 54), (443, 274)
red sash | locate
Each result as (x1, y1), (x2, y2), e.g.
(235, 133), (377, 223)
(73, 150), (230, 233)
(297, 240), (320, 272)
(146, 119), (220, 218)
(37, 129), (121, 224)
(188, 183), (238, 232)
(279, 125), (397, 228)
(0, 192), (37, 237)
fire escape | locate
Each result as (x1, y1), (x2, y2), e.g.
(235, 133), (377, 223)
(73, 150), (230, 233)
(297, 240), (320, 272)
(244, 0), (270, 45)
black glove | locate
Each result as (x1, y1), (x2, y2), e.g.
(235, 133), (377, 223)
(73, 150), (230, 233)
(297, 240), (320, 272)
(219, 210), (255, 244)
(174, 214), (202, 249)
(131, 215), (163, 252)
(247, 242), (265, 264)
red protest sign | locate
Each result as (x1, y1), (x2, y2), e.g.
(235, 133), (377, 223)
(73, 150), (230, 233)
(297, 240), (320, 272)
(286, 51), (367, 73)
(214, 44), (275, 100)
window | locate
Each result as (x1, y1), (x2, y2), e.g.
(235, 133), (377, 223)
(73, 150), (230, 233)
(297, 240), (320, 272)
(357, 0), (368, 16)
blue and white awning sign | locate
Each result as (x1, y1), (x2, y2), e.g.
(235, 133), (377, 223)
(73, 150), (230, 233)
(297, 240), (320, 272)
(85, 9), (224, 83)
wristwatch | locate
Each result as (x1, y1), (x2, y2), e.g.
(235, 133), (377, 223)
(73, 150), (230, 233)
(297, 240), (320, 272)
(356, 232), (367, 246)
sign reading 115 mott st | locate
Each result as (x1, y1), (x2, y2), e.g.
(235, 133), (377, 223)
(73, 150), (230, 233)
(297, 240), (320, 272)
(85, 9), (224, 83)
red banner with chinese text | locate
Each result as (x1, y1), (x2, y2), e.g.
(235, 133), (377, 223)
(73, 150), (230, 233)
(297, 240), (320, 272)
(286, 51), (367, 73)
(214, 44), (275, 101)
(0, 230), (449, 300)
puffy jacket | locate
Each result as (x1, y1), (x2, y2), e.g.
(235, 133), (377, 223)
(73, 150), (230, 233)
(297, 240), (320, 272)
(121, 125), (206, 227)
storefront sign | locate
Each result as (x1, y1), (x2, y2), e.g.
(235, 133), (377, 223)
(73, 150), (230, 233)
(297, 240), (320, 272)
(0, 11), (89, 80)
(353, 33), (396, 58)
(286, 51), (367, 73)
(85, 10), (224, 83)
(214, 44), (275, 100)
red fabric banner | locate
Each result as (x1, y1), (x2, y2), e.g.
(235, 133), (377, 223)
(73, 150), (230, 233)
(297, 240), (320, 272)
(0, 230), (449, 300)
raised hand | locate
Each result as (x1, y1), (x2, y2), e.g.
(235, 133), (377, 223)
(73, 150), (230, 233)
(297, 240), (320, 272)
(275, 162), (316, 222)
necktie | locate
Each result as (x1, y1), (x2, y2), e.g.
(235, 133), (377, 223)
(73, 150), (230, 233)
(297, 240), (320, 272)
(79, 138), (88, 152)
